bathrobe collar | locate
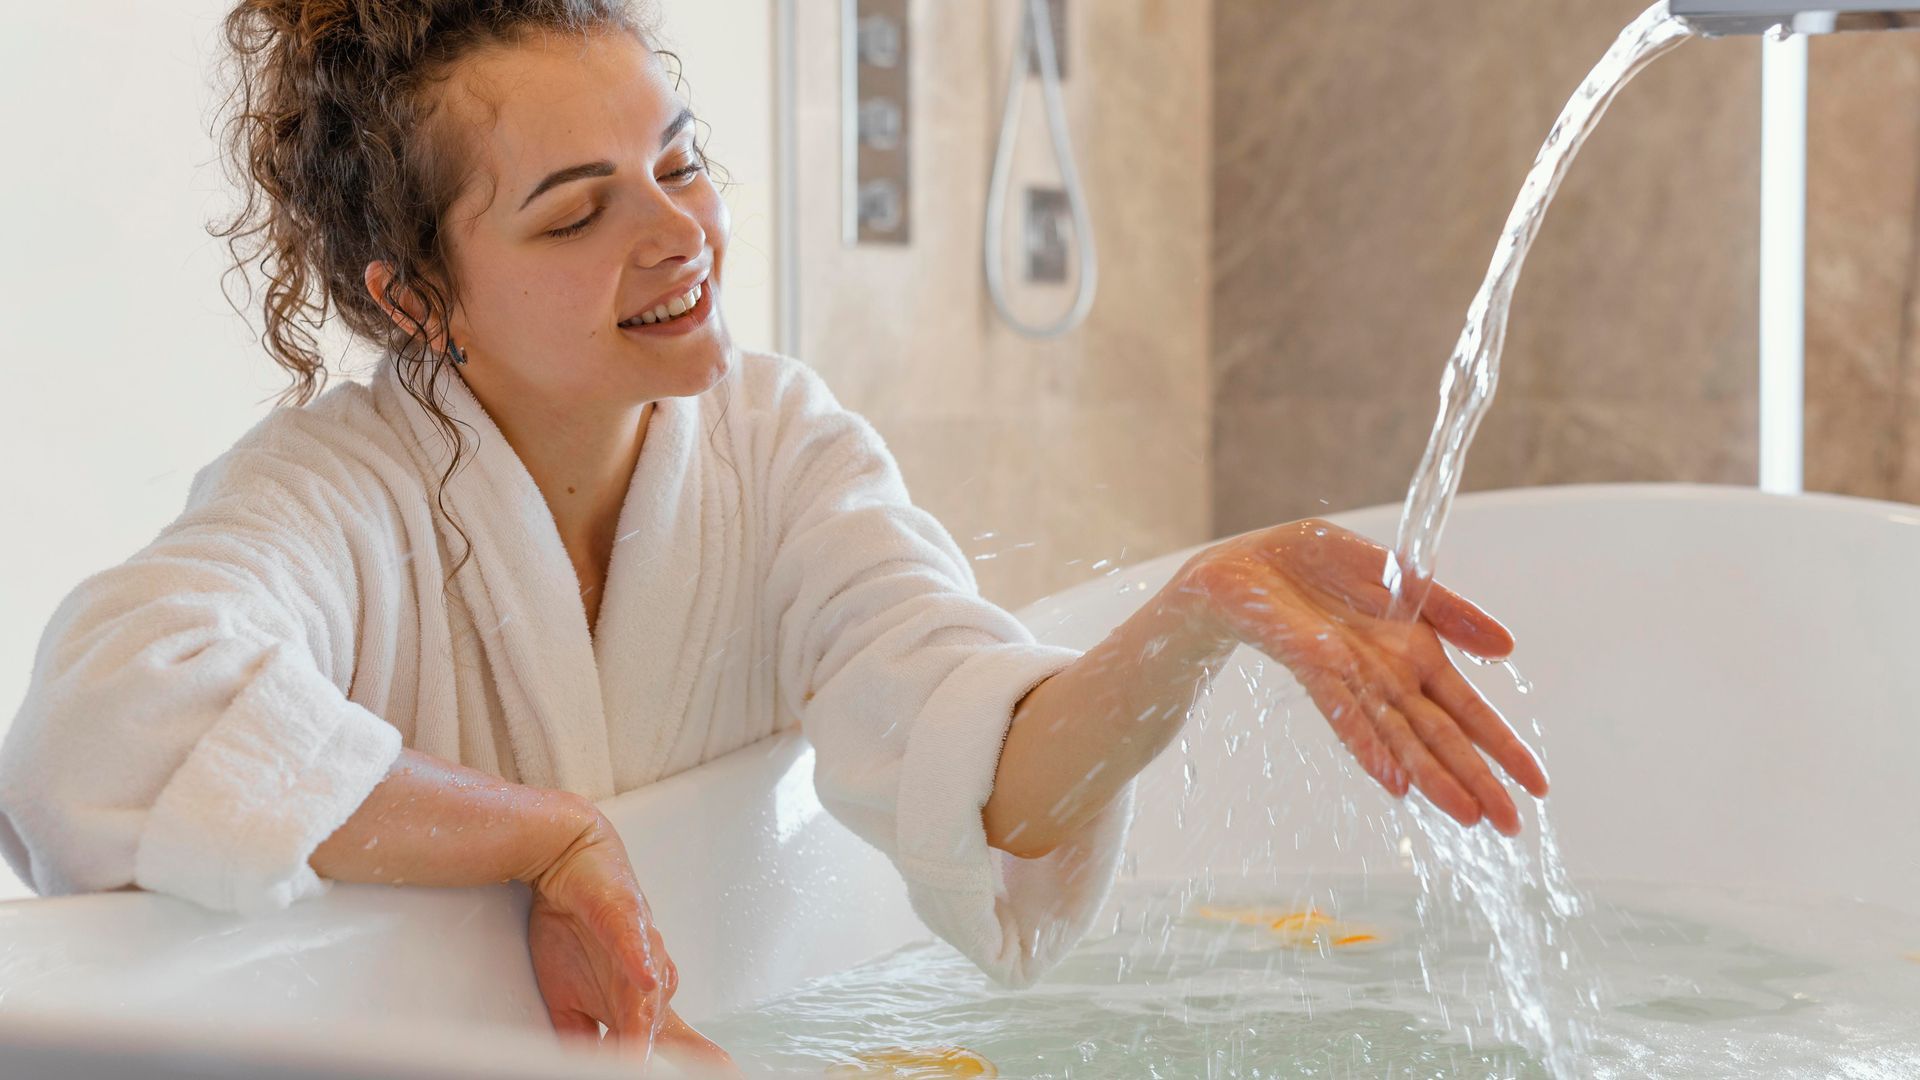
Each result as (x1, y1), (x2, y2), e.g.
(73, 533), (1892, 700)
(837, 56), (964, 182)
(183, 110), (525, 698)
(371, 360), (719, 798)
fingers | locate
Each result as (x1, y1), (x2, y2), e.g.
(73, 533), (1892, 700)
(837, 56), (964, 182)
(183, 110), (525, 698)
(586, 895), (661, 995)
(1288, 644), (1530, 837)
(619, 924), (661, 996)
(1424, 658), (1549, 798)
(650, 926), (680, 1002)
(607, 980), (667, 1063)
(1349, 677), (1484, 831)
(1295, 668), (1407, 797)
(1287, 632), (1481, 834)
(657, 1009), (741, 1076)
(1420, 582), (1515, 659)
(1242, 613), (1404, 796)
(607, 927), (680, 1064)
(1395, 692), (1521, 835)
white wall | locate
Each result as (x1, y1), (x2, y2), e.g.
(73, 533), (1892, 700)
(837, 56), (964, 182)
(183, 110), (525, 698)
(654, 0), (779, 355)
(0, 1), (776, 900)
(0, 2), (281, 906)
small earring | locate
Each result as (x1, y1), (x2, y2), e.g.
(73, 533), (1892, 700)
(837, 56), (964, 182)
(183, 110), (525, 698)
(446, 338), (468, 366)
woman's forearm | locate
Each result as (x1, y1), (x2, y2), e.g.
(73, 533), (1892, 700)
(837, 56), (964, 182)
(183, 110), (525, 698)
(984, 575), (1228, 859)
(309, 748), (597, 890)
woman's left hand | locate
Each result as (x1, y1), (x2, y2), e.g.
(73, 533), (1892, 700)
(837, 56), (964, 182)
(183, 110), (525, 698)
(1168, 518), (1549, 834)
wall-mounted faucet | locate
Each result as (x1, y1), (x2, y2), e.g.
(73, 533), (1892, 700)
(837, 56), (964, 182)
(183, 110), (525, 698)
(1671, 0), (1920, 495)
(1670, 0), (1920, 36)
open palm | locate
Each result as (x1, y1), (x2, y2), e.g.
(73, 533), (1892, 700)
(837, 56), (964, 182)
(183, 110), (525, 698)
(1176, 518), (1549, 833)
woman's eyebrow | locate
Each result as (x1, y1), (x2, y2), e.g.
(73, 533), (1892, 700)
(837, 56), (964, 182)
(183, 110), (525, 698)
(519, 161), (615, 210)
(516, 108), (697, 213)
(659, 106), (695, 149)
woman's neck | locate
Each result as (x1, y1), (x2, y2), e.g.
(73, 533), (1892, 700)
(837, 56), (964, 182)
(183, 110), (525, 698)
(465, 376), (654, 630)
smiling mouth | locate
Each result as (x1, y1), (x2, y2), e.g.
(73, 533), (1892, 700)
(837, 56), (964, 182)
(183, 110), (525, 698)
(619, 282), (705, 328)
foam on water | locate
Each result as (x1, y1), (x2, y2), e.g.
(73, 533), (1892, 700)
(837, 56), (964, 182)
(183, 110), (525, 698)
(704, 876), (1920, 1078)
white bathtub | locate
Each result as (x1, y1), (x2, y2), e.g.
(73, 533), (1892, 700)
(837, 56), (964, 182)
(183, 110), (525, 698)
(2, 484), (1916, 1077)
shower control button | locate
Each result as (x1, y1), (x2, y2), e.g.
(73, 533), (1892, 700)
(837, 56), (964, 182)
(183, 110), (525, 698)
(857, 14), (903, 68)
(1025, 186), (1071, 283)
(857, 179), (905, 235)
(859, 98), (903, 150)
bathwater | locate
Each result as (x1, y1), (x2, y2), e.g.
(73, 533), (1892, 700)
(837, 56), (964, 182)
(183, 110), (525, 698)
(704, 875), (1920, 1078)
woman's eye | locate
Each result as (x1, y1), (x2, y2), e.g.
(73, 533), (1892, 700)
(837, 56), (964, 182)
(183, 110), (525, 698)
(545, 205), (604, 239)
(661, 160), (705, 185)
(541, 158), (703, 239)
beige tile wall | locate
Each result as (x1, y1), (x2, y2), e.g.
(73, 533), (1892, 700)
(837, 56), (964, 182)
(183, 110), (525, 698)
(791, 1), (1213, 608)
(1212, 0), (1764, 535)
(790, 2), (1916, 599)
(1805, 32), (1920, 501)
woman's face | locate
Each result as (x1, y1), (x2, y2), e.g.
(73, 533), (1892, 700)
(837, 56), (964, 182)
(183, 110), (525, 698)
(427, 29), (733, 411)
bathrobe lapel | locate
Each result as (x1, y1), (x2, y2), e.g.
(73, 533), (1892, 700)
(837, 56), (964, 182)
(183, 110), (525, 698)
(591, 388), (736, 789)
(378, 363), (614, 798)
(376, 361), (735, 796)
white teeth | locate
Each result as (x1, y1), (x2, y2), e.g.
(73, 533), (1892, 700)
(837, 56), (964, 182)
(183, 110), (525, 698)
(624, 283), (705, 328)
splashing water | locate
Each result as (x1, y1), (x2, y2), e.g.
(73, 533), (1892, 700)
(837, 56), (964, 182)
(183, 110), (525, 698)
(1370, 4), (1692, 1075)
(704, 875), (1920, 1078)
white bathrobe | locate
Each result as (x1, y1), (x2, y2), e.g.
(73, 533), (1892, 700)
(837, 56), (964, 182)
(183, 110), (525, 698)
(0, 351), (1132, 986)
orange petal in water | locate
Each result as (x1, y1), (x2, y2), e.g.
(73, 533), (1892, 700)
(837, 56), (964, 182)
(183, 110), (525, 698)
(1269, 909), (1335, 931)
(1193, 905), (1276, 927)
(826, 1046), (1000, 1078)
(1192, 904), (1386, 950)
(1192, 905), (1332, 929)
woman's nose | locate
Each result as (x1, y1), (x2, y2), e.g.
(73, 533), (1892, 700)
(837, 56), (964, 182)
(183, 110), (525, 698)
(630, 189), (706, 269)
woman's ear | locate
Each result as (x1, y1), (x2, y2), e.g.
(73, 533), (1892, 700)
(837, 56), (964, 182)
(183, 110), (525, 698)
(363, 259), (450, 352)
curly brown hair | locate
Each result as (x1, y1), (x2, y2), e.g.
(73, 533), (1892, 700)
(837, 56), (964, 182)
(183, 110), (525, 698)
(209, 0), (676, 574)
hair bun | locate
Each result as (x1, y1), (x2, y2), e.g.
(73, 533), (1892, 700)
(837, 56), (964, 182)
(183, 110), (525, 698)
(230, 0), (437, 67)
(235, 0), (349, 41)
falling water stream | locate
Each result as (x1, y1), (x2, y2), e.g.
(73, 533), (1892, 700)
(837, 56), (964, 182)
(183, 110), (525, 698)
(1383, 0), (1692, 619)
(1372, 4), (1688, 1074)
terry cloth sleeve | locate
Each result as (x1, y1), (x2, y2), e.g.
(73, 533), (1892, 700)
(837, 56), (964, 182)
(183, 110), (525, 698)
(0, 442), (403, 915)
(761, 361), (1135, 988)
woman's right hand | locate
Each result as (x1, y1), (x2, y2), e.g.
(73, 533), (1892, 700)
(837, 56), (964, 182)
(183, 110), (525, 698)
(526, 806), (735, 1073)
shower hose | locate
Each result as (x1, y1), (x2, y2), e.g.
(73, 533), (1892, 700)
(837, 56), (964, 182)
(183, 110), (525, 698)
(983, 0), (1098, 339)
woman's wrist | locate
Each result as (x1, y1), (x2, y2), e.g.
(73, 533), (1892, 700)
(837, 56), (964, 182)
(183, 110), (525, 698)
(515, 791), (608, 892)
(1120, 563), (1239, 703)
(985, 567), (1235, 857)
(311, 748), (605, 891)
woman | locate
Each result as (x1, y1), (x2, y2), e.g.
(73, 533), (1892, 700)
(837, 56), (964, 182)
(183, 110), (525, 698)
(0, 0), (1547, 1067)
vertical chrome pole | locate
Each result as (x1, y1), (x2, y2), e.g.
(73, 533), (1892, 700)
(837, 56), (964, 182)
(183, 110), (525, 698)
(1759, 31), (1808, 495)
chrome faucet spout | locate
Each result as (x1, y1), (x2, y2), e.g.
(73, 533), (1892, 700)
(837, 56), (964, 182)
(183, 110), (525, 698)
(1671, 0), (1920, 36)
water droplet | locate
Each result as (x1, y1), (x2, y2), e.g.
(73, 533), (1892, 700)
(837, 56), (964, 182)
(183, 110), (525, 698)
(1501, 659), (1534, 695)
